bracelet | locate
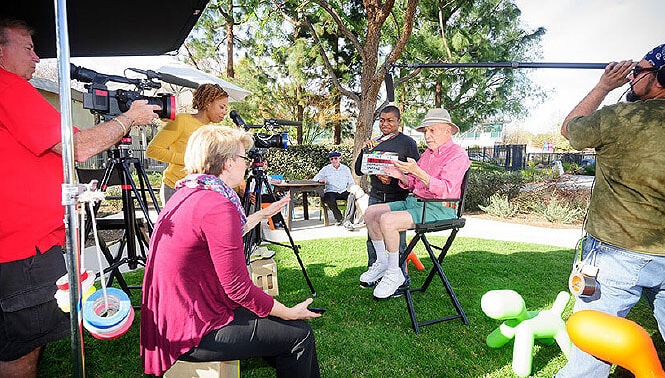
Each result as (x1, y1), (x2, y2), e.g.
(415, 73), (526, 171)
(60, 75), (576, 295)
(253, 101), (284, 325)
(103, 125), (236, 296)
(118, 114), (136, 127)
(112, 117), (128, 134)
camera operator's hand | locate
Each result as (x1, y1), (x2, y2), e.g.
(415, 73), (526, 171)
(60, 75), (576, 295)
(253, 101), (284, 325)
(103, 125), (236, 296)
(123, 99), (161, 126)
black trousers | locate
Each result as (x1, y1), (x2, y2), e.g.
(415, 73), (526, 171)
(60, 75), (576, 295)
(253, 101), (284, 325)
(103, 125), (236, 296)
(181, 307), (320, 378)
(323, 191), (349, 222)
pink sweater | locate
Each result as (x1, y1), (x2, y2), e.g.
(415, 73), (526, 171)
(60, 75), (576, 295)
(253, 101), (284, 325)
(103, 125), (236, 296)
(401, 139), (470, 199)
(141, 188), (274, 375)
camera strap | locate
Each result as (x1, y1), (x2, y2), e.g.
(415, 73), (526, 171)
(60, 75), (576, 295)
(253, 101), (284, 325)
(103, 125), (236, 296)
(572, 236), (599, 269)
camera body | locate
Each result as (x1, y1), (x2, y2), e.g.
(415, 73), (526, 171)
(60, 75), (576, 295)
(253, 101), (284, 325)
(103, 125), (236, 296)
(71, 64), (176, 121)
(82, 85), (175, 120)
(253, 132), (288, 149)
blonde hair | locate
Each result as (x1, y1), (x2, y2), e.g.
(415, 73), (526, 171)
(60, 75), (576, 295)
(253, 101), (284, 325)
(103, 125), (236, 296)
(184, 126), (253, 176)
(192, 84), (229, 110)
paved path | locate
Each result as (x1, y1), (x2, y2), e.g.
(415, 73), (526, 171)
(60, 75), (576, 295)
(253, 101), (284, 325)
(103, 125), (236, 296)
(262, 210), (583, 249)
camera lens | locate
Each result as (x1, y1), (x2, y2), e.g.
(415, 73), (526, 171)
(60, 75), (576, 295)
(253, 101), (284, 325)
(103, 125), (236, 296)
(148, 94), (176, 120)
(254, 133), (288, 149)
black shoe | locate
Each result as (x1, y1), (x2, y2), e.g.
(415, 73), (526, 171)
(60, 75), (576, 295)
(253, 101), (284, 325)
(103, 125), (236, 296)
(335, 220), (343, 226)
(360, 277), (380, 289)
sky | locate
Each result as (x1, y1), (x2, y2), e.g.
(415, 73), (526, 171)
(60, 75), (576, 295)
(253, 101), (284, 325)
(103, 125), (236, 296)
(510, 0), (665, 132)
(60, 0), (665, 134)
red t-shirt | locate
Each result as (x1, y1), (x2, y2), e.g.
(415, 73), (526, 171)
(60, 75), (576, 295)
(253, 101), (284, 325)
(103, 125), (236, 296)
(0, 69), (76, 262)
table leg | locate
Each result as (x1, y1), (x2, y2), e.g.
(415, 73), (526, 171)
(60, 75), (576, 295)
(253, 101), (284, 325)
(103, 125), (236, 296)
(303, 192), (309, 220)
(286, 191), (294, 229)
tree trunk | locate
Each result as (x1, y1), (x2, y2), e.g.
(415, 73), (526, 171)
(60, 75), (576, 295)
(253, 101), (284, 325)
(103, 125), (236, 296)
(226, 19), (235, 78)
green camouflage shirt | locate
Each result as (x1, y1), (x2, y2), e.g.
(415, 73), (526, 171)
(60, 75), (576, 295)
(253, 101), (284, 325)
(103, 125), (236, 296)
(567, 98), (665, 255)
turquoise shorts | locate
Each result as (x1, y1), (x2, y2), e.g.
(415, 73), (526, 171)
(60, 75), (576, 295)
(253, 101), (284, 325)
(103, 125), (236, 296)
(388, 196), (457, 224)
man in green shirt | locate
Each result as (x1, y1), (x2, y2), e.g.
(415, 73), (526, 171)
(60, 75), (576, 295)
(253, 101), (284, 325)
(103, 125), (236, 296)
(556, 43), (665, 378)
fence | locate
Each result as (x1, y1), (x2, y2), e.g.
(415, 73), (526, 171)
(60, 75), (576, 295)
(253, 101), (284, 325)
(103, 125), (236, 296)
(466, 146), (595, 171)
(466, 145), (527, 171)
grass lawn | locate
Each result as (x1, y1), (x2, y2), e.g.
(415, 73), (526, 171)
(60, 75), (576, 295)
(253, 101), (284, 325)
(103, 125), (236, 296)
(39, 236), (664, 377)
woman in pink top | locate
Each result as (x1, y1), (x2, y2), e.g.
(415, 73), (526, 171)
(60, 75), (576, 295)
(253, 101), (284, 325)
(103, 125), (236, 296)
(141, 126), (321, 377)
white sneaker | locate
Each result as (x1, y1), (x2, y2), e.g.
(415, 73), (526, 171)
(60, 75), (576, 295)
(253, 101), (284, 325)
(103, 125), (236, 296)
(360, 261), (387, 285)
(373, 268), (406, 299)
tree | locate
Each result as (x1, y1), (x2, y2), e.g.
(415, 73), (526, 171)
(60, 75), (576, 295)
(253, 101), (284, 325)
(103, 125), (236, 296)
(182, 0), (258, 78)
(394, 0), (546, 131)
(272, 0), (418, 166)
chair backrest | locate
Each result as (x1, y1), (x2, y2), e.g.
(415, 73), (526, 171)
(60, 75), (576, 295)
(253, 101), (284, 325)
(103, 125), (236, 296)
(455, 169), (471, 218)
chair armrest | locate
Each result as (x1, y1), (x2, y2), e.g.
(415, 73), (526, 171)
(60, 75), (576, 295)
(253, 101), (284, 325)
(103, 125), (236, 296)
(414, 197), (462, 226)
(416, 198), (461, 203)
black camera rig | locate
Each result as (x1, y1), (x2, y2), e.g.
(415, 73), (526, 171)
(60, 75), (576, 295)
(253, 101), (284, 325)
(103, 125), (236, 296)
(229, 110), (300, 155)
(70, 64), (197, 121)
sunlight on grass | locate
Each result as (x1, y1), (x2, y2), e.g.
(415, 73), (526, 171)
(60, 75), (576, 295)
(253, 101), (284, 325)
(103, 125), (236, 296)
(39, 236), (663, 378)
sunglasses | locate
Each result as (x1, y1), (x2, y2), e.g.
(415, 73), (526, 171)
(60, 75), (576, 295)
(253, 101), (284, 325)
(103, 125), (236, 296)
(632, 65), (658, 77)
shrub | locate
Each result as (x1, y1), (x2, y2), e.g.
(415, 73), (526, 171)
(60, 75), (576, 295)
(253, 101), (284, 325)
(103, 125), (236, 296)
(265, 144), (353, 180)
(465, 168), (525, 212)
(479, 194), (518, 218)
(532, 197), (587, 224)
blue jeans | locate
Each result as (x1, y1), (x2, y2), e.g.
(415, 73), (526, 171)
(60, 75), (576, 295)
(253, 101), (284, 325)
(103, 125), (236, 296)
(556, 235), (665, 378)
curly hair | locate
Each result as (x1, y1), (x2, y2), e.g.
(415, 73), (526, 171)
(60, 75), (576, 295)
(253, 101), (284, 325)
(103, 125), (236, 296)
(192, 83), (229, 110)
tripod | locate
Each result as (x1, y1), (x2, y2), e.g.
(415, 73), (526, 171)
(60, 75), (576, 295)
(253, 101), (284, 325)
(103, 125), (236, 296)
(242, 152), (316, 297)
(82, 135), (161, 296)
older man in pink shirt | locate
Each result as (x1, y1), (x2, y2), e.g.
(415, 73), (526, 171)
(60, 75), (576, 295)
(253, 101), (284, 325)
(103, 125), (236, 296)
(359, 108), (471, 299)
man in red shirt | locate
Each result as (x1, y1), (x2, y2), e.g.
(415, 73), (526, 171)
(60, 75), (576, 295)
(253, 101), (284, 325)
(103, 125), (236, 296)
(0, 18), (160, 377)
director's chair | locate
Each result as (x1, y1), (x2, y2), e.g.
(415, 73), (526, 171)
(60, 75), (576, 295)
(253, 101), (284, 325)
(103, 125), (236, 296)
(398, 169), (471, 333)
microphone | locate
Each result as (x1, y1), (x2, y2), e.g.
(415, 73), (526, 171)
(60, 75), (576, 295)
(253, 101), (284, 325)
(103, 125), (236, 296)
(127, 67), (199, 89)
(230, 110), (246, 127)
(71, 64), (139, 86)
(264, 118), (302, 127)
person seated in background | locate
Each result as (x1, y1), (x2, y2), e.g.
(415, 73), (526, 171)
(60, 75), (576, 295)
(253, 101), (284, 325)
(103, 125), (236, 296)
(141, 125), (321, 377)
(359, 108), (471, 299)
(313, 151), (355, 225)
(146, 83), (230, 204)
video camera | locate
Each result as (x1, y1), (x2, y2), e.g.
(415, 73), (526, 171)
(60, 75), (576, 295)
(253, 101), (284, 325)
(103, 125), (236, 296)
(229, 110), (298, 151)
(70, 64), (198, 121)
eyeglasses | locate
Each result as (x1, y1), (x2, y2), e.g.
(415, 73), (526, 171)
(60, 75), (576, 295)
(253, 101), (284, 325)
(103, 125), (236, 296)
(236, 154), (251, 164)
(632, 65), (658, 77)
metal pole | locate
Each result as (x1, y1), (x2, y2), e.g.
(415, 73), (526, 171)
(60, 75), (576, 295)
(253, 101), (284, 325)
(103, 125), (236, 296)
(391, 61), (609, 70)
(54, 0), (86, 376)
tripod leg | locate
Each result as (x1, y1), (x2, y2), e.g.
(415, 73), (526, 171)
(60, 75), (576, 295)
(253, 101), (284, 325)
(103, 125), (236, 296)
(264, 184), (317, 297)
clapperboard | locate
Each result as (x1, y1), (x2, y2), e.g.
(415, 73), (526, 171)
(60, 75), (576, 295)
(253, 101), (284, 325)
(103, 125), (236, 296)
(361, 151), (399, 175)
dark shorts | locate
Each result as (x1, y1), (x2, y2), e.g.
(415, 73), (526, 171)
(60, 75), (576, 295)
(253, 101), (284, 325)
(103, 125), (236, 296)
(388, 196), (457, 224)
(0, 246), (70, 361)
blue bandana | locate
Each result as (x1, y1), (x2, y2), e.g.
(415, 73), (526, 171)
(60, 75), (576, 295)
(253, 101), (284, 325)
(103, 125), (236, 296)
(644, 43), (665, 69)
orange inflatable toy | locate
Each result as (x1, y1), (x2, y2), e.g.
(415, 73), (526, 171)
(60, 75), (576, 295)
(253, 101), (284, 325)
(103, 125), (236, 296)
(566, 310), (665, 378)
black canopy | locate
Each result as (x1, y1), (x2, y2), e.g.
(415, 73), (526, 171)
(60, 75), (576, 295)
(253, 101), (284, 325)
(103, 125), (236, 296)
(0, 0), (209, 58)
